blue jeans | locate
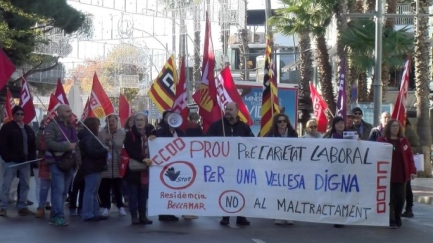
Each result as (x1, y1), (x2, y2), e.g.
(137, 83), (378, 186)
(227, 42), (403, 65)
(38, 179), (51, 208)
(50, 164), (73, 218)
(128, 183), (148, 214)
(82, 173), (101, 220)
(1, 161), (30, 210)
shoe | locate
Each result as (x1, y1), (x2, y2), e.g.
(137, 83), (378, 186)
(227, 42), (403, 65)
(101, 208), (110, 217)
(182, 215), (198, 219)
(18, 208), (36, 216)
(220, 217), (230, 225)
(401, 211), (414, 218)
(158, 215), (179, 221)
(119, 207), (127, 216)
(286, 220), (294, 225)
(49, 217), (69, 226)
(396, 218), (402, 227)
(26, 200), (34, 206)
(0, 209), (7, 217)
(35, 208), (45, 218)
(131, 218), (140, 225)
(69, 209), (77, 216)
(274, 219), (284, 225)
(139, 217), (153, 224)
(333, 224), (344, 228)
(236, 218), (250, 226)
(168, 215), (179, 221)
(99, 215), (109, 220)
(45, 203), (52, 210)
(389, 223), (398, 229)
(84, 216), (100, 222)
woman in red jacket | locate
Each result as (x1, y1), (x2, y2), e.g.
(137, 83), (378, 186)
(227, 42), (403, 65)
(377, 119), (416, 229)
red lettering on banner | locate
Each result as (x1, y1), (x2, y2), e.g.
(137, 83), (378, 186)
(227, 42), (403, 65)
(151, 138), (186, 165)
(376, 161), (389, 214)
(190, 141), (230, 158)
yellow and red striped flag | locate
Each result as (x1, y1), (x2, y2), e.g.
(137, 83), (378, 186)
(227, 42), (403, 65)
(148, 55), (178, 112)
(259, 36), (280, 136)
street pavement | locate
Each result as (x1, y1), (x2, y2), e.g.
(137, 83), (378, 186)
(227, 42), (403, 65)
(0, 179), (432, 243)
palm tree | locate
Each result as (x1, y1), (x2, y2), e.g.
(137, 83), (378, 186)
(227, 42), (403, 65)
(270, 0), (337, 115)
(413, 0), (432, 176)
(238, 0), (249, 81)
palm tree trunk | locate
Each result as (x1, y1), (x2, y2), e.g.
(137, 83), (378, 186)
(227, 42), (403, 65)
(315, 34), (336, 114)
(413, 0), (432, 176)
(358, 71), (369, 102)
(380, 0), (397, 101)
(298, 32), (313, 127)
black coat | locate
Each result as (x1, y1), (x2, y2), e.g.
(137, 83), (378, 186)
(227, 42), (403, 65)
(206, 118), (254, 137)
(123, 126), (148, 184)
(0, 121), (36, 163)
(155, 124), (186, 137)
(78, 129), (108, 176)
(265, 129), (298, 138)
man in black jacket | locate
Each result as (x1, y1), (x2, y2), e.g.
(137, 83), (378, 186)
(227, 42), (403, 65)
(206, 102), (253, 226)
(0, 106), (36, 216)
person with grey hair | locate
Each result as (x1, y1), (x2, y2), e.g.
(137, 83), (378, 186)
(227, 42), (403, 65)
(368, 112), (390, 141)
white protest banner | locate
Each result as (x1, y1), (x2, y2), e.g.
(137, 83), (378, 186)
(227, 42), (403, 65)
(148, 137), (392, 226)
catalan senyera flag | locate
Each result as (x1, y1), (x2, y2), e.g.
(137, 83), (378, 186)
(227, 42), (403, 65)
(215, 67), (253, 125)
(89, 73), (114, 118)
(192, 12), (221, 132)
(2, 88), (15, 123)
(148, 55), (178, 112)
(259, 36), (280, 136)
(391, 56), (410, 126)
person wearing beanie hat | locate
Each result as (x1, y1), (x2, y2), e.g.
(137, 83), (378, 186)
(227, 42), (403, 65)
(351, 107), (373, 140)
(0, 106), (37, 217)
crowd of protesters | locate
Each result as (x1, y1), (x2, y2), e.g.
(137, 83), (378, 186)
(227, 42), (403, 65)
(0, 104), (417, 229)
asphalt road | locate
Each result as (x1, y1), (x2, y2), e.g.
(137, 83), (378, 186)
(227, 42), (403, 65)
(0, 202), (432, 243)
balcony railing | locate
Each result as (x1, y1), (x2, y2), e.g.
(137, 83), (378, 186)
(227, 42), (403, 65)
(395, 4), (414, 25)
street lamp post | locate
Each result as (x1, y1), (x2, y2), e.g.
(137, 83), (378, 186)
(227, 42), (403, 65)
(373, 0), (383, 126)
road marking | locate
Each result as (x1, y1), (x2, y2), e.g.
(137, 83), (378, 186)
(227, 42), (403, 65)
(252, 239), (266, 243)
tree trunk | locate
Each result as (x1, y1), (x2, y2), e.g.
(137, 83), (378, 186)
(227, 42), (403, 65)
(358, 71), (369, 102)
(334, 0), (349, 115)
(193, 4), (201, 92)
(381, 63), (390, 101)
(298, 32), (313, 127)
(315, 34), (336, 114)
(348, 61), (358, 104)
(413, 0), (432, 176)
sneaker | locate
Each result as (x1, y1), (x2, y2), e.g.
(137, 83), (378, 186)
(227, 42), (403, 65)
(35, 208), (45, 218)
(236, 218), (250, 226)
(0, 209), (7, 216)
(49, 217), (69, 226)
(119, 207), (127, 216)
(18, 208), (36, 216)
(401, 211), (414, 218)
(274, 219), (285, 225)
(69, 209), (77, 216)
(101, 208), (110, 217)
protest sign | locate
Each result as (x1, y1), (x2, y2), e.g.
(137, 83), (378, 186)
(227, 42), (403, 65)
(148, 137), (392, 226)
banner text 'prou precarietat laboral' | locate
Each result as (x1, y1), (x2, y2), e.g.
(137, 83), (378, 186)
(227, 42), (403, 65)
(148, 137), (392, 226)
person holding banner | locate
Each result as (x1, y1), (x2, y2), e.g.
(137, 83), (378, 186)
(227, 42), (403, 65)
(0, 106), (37, 217)
(123, 113), (153, 225)
(377, 119), (417, 229)
(206, 102), (254, 226)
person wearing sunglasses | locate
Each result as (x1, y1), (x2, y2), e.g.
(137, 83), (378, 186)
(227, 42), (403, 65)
(302, 119), (322, 138)
(351, 107), (373, 140)
(0, 106), (37, 217)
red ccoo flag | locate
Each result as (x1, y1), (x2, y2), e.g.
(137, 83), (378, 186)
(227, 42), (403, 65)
(215, 67), (253, 125)
(89, 73), (114, 118)
(2, 88), (15, 123)
(0, 49), (16, 91)
(54, 78), (69, 105)
(172, 56), (189, 122)
(19, 76), (36, 124)
(81, 97), (95, 121)
(44, 94), (63, 126)
(192, 12), (221, 132)
(391, 56), (410, 126)
(118, 93), (131, 127)
(309, 82), (328, 133)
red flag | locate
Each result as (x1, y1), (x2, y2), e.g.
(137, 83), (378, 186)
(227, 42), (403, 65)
(119, 93), (131, 127)
(391, 57), (410, 126)
(2, 88), (15, 123)
(81, 97), (95, 120)
(215, 67), (253, 125)
(44, 94), (62, 126)
(19, 76), (36, 124)
(309, 82), (328, 133)
(54, 78), (69, 105)
(0, 49), (16, 91)
(89, 73), (114, 118)
(192, 12), (221, 132)
(172, 56), (189, 122)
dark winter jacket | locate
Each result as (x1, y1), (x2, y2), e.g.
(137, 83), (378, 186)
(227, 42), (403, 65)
(78, 129), (108, 176)
(206, 118), (254, 137)
(123, 126), (148, 184)
(0, 121), (36, 163)
(155, 124), (186, 137)
(265, 129), (298, 138)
